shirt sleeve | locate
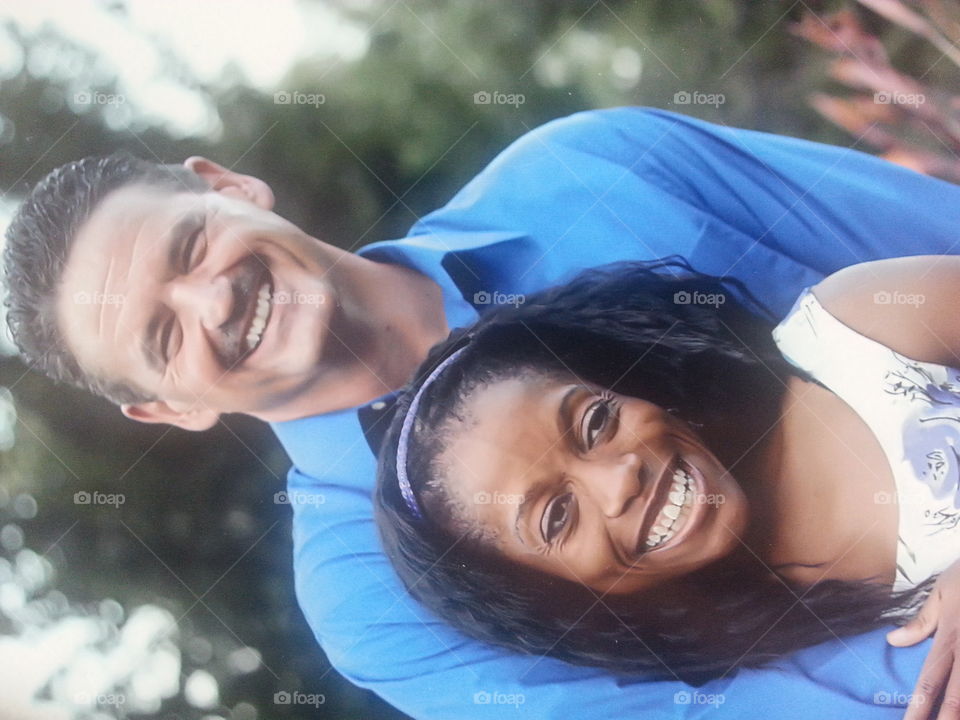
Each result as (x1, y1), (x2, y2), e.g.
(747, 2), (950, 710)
(411, 106), (960, 319)
(612, 106), (960, 283)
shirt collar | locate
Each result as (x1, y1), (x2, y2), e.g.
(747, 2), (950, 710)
(273, 229), (531, 466)
(358, 229), (529, 331)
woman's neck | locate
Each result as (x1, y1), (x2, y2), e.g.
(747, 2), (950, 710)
(730, 374), (899, 585)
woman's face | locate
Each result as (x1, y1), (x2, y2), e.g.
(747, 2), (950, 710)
(435, 373), (749, 595)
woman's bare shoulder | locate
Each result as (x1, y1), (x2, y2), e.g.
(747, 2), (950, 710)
(811, 255), (960, 367)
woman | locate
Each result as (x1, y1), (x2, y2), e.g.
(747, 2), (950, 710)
(375, 255), (960, 688)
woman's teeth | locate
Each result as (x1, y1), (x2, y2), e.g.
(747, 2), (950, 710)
(245, 283), (272, 352)
(644, 463), (695, 550)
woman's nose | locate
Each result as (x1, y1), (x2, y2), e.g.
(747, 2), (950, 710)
(577, 452), (644, 518)
(167, 273), (233, 330)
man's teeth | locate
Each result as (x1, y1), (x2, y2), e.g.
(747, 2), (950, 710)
(245, 283), (272, 352)
(644, 463), (695, 550)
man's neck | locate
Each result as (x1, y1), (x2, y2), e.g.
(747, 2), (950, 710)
(354, 258), (451, 392)
(263, 255), (449, 422)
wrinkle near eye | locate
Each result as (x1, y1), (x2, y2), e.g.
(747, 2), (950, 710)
(164, 358), (182, 388)
(100, 257), (118, 342)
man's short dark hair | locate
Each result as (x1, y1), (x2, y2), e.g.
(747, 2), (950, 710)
(3, 152), (208, 404)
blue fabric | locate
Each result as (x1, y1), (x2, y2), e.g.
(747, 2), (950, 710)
(272, 107), (960, 719)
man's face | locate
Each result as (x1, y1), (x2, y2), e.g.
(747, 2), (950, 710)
(56, 165), (347, 428)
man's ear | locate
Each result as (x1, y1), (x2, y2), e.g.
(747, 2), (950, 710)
(121, 401), (220, 432)
(182, 156), (275, 210)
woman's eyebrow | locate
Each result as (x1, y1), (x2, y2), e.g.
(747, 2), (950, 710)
(557, 384), (585, 439)
(513, 479), (548, 547)
(513, 385), (584, 546)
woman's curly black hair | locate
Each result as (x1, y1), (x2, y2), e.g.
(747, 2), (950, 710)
(375, 257), (932, 684)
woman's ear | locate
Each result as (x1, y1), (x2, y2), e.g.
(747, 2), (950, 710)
(182, 156), (275, 210)
(121, 401), (220, 432)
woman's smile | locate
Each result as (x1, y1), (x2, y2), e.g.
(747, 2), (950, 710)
(639, 456), (700, 554)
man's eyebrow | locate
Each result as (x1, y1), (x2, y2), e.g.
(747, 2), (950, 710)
(513, 385), (583, 546)
(142, 210), (205, 373)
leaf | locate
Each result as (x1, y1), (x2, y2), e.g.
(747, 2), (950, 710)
(881, 144), (960, 182)
(790, 9), (889, 64)
(828, 56), (922, 94)
(857, 0), (960, 69)
(808, 93), (900, 145)
(919, 0), (960, 40)
(799, 2), (960, 182)
(857, 0), (933, 36)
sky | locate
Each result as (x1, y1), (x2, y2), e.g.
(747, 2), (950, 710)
(1, 0), (370, 138)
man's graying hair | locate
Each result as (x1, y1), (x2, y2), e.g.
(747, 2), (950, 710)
(3, 153), (208, 404)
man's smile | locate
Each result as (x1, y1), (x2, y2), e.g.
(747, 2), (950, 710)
(221, 254), (274, 369)
(245, 282), (273, 353)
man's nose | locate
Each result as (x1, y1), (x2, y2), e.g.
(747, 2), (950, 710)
(167, 274), (233, 330)
(577, 452), (644, 518)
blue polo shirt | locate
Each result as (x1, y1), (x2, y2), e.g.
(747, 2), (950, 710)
(273, 107), (960, 719)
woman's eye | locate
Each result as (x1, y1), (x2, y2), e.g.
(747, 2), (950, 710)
(580, 398), (613, 450)
(541, 493), (573, 543)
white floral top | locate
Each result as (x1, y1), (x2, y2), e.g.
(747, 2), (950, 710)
(773, 288), (960, 591)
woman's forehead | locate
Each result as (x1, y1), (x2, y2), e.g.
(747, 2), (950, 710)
(438, 377), (574, 489)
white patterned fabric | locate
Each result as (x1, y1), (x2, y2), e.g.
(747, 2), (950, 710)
(773, 288), (960, 591)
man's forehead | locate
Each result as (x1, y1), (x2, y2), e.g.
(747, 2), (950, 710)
(80, 183), (194, 250)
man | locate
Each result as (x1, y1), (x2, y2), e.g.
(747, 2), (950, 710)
(6, 107), (960, 719)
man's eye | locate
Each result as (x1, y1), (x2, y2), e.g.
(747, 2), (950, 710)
(541, 493), (573, 543)
(160, 318), (175, 363)
(182, 226), (207, 272)
(580, 396), (614, 450)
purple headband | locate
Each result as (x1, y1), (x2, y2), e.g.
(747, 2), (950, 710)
(396, 347), (468, 519)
